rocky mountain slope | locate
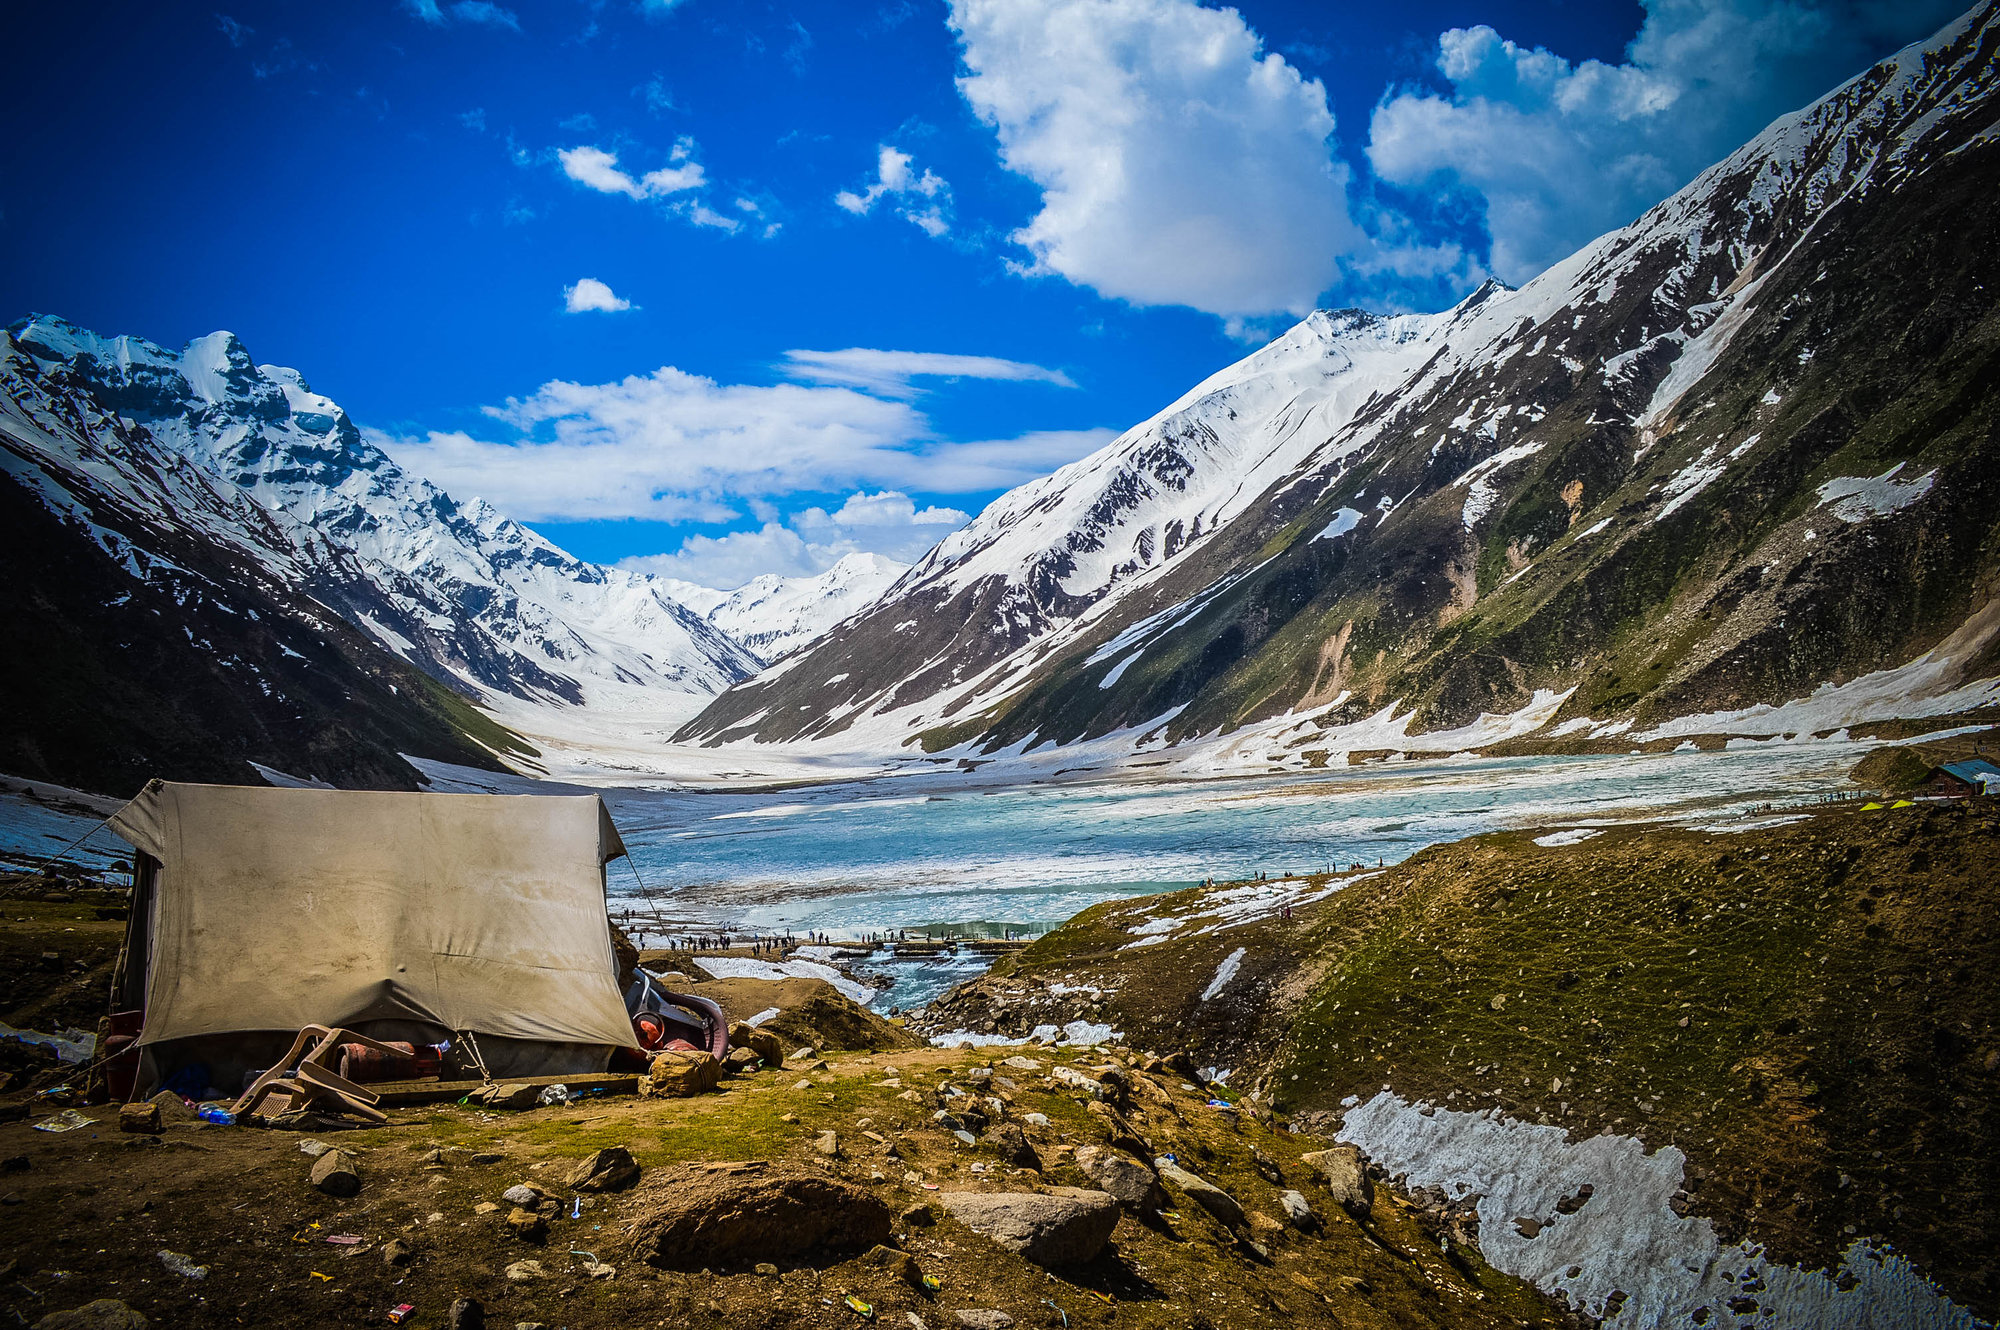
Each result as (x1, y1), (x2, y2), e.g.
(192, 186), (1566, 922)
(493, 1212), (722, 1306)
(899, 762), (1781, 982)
(664, 552), (910, 663)
(681, 3), (2000, 763)
(1, 318), (763, 790)
(924, 799), (2000, 1327)
(0, 341), (522, 793)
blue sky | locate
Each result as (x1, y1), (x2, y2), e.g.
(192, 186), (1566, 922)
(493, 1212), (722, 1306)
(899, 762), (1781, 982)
(1, 0), (1962, 587)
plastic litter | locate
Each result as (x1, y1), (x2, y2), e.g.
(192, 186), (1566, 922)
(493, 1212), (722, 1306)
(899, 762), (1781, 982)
(325, 1234), (363, 1245)
(570, 1195), (583, 1219)
(536, 1084), (569, 1107)
(387, 1304), (415, 1324)
(309, 1271), (333, 1282)
(196, 1105), (236, 1126)
(158, 1250), (209, 1280)
(1043, 1299), (1069, 1327)
(844, 1293), (875, 1320)
(921, 1273), (942, 1293)
(32, 1109), (95, 1133)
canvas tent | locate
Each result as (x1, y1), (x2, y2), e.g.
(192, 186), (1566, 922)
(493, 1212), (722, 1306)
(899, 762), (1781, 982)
(107, 781), (639, 1094)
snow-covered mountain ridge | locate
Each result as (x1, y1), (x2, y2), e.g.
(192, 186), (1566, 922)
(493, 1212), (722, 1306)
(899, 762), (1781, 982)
(681, 2), (2000, 763)
(5, 317), (760, 716)
(664, 552), (910, 663)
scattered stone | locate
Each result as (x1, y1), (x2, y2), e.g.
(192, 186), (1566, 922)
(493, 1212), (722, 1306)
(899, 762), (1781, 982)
(1020, 1113), (1049, 1128)
(1000, 1056), (1041, 1072)
(755, 1263), (780, 1276)
(382, 1236), (415, 1266)
(582, 1261), (616, 1280)
(935, 1188), (1120, 1266)
(1513, 1217), (1543, 1239)
(501, 1184), (548, 1208)
(506, 1206), (548, 1242)
(468, 1152), (505, 1166)
(627, 1171), (893, 1269)
(642, 1050), (721, 1098)
(953, 1311), (1016, 1329)
(952, 1130), (977, 1147)
(31, 1300), (149, 1330)
(1299, 1146), (1372, 1219)
(1279, 1190), (1319, 1230)
(794, 1081), (814, 1091)
(1154, 1159), (1245, 1229)
(503, 1259), (547, 1282)
(1251, 1149), (1282, 1183)
(309, 1149), (362, 1198)
(297, 1139), (333, 1158)
(474, 1201), (500, 1215)
(471, 1083), (539, 1110)
(900, 1203), (934, 1227)
(117, 1101), (161, 1135)
(816, 1131), (841, 1158)
(983, 1123), (1039, 1169)
(1249, 1210), (1286, 1240)
(860, 1243), (921, 1286)
(728, 1022), (785, 1068)
(1073, 1146), (1165, 1212)
(156, 1250), (207, 1280)
(418, 1148), (446, 1166)
(569, 1146), (641, 1193)
(725, 1047), (761, 1072)
(447, 1297), (485, 1330)
(793, 1046), (818, 1061)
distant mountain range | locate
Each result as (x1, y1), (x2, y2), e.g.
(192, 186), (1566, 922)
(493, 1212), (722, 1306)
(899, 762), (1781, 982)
(678, 4), (2000, 765)
(664, 552), (909, 664)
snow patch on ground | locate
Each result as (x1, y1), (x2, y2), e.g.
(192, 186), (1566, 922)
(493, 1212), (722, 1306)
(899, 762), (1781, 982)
(926, 1019), (1123, 1049)
(1199, 947), (1246, 1001)
(689, 956), (877, 1006)
(1313, 507), (1363, 541)
(1339, 1092), (1978, 1330)
(1815, 463), (1935, 523)
(1532, 828), (1602, 847)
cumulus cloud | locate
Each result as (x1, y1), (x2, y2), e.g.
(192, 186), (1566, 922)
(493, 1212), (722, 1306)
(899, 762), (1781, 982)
(557, 138), (738, 232)
(835, 146), (953, 237)
(369, 362), (1111, 525)
(563, 277), (633, 313)
(621, 490), (972, 588)
(403, 0), (520, 29)
(1369, 0), (1967, 283)
(779, 348), (1075, 397)
(949, 0), (1358, 318)
(557, 141), (706, 198)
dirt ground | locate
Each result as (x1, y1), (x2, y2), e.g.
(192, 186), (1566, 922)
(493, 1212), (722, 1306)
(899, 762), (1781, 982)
(0, 1031), (1576, 1330)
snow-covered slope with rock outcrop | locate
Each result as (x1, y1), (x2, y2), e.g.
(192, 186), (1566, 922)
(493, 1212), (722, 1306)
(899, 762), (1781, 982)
(5, 316), (760, 715)
(680, 2), (2000, 762)
(665, 552), (909, 664)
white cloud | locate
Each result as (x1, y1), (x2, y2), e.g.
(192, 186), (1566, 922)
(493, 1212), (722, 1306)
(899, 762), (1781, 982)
(1368, 0), (1967, 284)
(780, 348), (1075, 397)
(835, 145), (953, 237)
(618, 490), (972, 589)
(949, 0), (1358, 318)
(369, 363), (1111, 525)
(563, 277), (633, 313)
(557, 138), (737, 231)
(404, 0), (520, 29)
(557, 141), (707, 199)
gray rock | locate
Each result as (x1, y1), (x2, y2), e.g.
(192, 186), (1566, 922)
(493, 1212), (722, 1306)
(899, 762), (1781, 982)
(447, 1297), (484, 1330)
(953, 1313), (1016, 1330)
(1279, 1190), (1319, 1230)
(936, 1187), (1120, 1266)
(32, 1301), (149, 1330)
(1074, 1146), (1166, 1212)
(1154, 1159), (1245, 1229)
(503, 1259), (546, 1282)
(983, 1123), (1039, 1169)
(501, 1184), (546, 1208)
(815, 1130), (841, 1158)
(309, 1149), (361, 1197)
(568, 1146), (640, 1193)
(1299, 1145), (1373, 1218)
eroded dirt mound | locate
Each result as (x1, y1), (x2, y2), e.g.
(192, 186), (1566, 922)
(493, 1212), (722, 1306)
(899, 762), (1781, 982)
(626, 1164), (891, 1269)
(661, 973), (917, 1053)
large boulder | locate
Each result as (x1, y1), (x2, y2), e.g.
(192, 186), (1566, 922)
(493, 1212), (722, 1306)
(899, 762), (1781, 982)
(1074, 1146), (1165, 1212)
(1300, 1145), (1373, 1218)
(1154, 1159), (1244, 1229)
(728, 1022), (785, 1068)
(628, 1170), (891, 1269)
(33, 1302), (148, 1330)
(641, 1050), (720, 1098)
(936, 1188), (1120, 1266)
(569, 1146), (641, 1193)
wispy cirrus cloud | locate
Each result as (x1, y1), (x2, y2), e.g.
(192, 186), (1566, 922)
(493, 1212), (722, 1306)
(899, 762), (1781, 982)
(779, 347), (1075, 397)
(403, 0), (520, 30)
(369, 358), (1111, 528)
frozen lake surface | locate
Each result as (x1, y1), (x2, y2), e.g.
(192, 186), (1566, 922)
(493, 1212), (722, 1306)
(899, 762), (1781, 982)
(572, 738), (1880, 940)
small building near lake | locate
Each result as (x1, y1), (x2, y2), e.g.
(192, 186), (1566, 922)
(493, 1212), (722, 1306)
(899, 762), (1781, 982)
(1923, 758), (2000, 797)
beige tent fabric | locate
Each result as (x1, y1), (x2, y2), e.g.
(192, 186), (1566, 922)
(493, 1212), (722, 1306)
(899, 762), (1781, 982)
(108, 782), (637, 1052)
